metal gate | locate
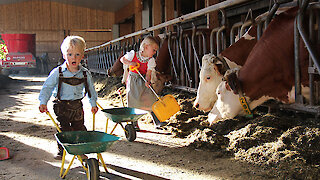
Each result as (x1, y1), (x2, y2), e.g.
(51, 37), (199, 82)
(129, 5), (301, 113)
(85, 0), (320, 116)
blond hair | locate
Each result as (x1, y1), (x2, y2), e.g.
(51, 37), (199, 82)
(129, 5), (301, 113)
(60, 36), (86, 55)
(139, 35), (159, 52)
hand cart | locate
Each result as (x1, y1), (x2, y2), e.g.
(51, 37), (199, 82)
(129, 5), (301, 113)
(97, 90), (171, 142)
(101, 107), (148, 142)
(46, 111), (120, 180)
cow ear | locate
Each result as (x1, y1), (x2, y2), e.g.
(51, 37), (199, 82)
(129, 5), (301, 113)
(225, 82), (232, 91)
(214, 64), (223, 76)
(209, 54), (216, 64)
(225, 72), (240, 94)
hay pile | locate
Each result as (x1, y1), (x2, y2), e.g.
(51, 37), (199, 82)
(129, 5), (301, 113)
(95, 76), (320, 179)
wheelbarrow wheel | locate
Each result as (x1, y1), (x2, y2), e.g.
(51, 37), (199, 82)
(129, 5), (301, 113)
(85, 158), (100, 180)
(125, 124), (136, 142)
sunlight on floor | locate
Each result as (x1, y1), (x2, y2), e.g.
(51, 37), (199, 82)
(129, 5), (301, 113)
(0, 132), (56, 153)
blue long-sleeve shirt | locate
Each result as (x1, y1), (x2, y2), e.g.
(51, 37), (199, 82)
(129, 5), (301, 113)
(38, 62), (97, 107)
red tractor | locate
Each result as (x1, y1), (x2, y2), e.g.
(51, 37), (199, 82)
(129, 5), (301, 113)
(0, 34), (37, 75)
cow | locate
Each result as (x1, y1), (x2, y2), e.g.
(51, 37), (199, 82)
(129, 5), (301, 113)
(193, 23), (259, 112)
(107, 37), (172, 94)
(207, 6), (314, 124)
(193, 8), (292, 112)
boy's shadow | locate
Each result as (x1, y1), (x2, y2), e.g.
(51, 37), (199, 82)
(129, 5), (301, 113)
(99, 163), (169, 180)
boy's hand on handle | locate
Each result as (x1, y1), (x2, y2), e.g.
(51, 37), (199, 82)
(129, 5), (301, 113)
(91, 106), (98, 114)
(39, 104), (48, 113)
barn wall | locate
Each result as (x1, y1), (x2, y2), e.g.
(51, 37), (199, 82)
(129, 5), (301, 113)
(0, 0), (114, 66)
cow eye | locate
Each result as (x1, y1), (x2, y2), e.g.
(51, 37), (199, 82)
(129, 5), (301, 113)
(206, 76), (211, 80)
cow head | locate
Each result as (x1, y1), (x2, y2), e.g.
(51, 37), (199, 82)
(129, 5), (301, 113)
(107, 55), (124, 77)
(207, 68), (271, 125)
(151, 70), (172, 94)
(207, 81), (242, 124)
(194, 54), (226, 112)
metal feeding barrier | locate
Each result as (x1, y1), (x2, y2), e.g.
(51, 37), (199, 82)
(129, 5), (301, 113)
(85, 0), (320, 116)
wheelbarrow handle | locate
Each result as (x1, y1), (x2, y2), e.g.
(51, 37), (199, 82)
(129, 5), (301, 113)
(117, 89), (126, 107)
(47, 111), (97, 131)
(46, 111), (62, 132)
(92, 113), (96, 131)
(96, 102), (103, 110)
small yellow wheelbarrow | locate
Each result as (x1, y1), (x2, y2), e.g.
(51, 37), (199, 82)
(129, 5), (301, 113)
(46, 111), (120, 180)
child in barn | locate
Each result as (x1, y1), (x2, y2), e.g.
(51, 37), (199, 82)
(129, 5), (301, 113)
(120, 35), (166, 128)
(38, 35), (98, 160)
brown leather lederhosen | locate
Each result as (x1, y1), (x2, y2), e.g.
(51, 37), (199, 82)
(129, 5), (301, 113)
(53, 66), (91, 153)
(57, 66), (91, 100)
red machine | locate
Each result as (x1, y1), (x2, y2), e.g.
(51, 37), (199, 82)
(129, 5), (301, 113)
(0, 34), (37, 74)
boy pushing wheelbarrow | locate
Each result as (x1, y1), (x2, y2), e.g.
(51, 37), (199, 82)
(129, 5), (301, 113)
(38, 36), (98, 160)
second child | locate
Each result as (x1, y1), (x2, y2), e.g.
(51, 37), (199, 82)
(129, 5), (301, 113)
(120, 35), (165, 128)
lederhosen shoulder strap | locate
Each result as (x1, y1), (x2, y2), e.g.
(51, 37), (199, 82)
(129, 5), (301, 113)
(82, 70), (91, 98)
(57, 66), (63, 100)
(56, 66), (91, 100)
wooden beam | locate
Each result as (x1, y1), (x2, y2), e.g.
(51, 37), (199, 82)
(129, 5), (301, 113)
(134, 0), (143, 32)
(152, 0), (161, 36)
(176, 0), (182, 17)
(165, 0), (174, 32)
(115, 1), (135, 24)
(206, 0), (219, 29)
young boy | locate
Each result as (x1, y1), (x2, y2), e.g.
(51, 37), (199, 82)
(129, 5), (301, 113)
(38, 36), (98, 160)
(120, 35), (165, 128)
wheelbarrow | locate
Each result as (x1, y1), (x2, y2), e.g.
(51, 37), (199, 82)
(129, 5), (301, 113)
(46, 111), (120, 180)
(97, 89), (171, 142)
(101, 107), (148, 142)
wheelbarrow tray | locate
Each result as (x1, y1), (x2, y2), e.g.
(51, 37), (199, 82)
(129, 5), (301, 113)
(102, 107), (148, 123)
(55, 131), (120, 155)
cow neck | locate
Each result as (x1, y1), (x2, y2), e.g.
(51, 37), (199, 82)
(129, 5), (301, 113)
(220, 25), (258, 67)
(239, 7), (299, 103)
(225, 70), (253, 117)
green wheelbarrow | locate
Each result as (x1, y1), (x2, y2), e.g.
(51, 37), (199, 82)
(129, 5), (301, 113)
(101, 107), (148, 142)
(47, 112), (120, 180)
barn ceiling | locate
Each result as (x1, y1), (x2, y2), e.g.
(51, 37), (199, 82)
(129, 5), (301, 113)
(0, 0), (133, 12)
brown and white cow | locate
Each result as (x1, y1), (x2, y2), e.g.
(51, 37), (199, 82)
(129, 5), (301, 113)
(193, 24), (259, 112)
(193, 8), (292, 112)
(107, 37), (172, 94)
(208, 7), (313, 124)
